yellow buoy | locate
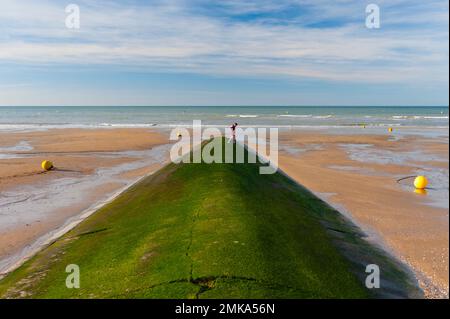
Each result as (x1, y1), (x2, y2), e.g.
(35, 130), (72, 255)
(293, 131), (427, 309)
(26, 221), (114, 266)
(414, 175), (428, 189)
(41, 160), (53, 171)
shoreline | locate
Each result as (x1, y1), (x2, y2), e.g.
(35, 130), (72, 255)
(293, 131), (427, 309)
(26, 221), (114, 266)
(1, 124), (449, 134)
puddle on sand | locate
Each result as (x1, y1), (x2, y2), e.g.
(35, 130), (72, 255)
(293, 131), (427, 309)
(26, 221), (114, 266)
(339, 143), (446, 165)
(340, 143), (449, 209)
(397, 168), (449, 209)
(0, 141), (33, 159)
(0, 141), (33, 152)
(279, 143), (323, 156)
(328, 165), (393, 177)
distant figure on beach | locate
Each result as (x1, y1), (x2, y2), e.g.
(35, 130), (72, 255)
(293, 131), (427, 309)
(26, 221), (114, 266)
(230, 123), (238, 143)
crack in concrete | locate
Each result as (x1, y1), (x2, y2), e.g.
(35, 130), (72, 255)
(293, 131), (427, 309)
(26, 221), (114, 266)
(106, 274), (309, 299)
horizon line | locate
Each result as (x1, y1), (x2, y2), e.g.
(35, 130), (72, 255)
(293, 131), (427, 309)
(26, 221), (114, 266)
(1, 105), (449, 108)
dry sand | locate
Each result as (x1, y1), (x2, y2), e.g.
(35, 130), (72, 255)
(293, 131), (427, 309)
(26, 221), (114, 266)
(278, 130), (449, 298)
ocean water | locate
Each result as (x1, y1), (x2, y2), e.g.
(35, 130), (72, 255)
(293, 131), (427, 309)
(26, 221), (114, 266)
(0, 106), (448, 130)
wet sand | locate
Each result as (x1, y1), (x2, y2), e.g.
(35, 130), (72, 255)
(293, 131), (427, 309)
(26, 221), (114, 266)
(0, 127), (448, 299)
(278, 129), (449, 298)
(0, 128), (170, 274)
(0, 129), (168, 191)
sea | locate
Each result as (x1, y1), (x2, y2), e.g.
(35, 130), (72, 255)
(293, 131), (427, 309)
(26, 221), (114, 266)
(0, 106), (448, 131)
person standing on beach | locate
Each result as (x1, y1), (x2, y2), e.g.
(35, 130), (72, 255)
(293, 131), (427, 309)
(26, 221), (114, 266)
(230, 123), (238, 143)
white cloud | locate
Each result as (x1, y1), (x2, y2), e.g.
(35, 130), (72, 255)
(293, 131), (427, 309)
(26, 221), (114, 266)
(0, 0), (448, 84)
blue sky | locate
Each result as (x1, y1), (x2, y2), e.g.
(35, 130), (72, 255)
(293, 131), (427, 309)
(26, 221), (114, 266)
(0, 0), (448, 106)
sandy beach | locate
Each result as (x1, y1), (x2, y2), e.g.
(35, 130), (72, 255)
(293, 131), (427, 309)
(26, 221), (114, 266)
(278, 129), (449, 298)
(0, 127), (448, 298)
(0, 128), (170, 274)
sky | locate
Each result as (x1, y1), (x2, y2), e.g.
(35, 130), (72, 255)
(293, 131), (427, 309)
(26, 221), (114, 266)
(0, 0), (448, 106)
